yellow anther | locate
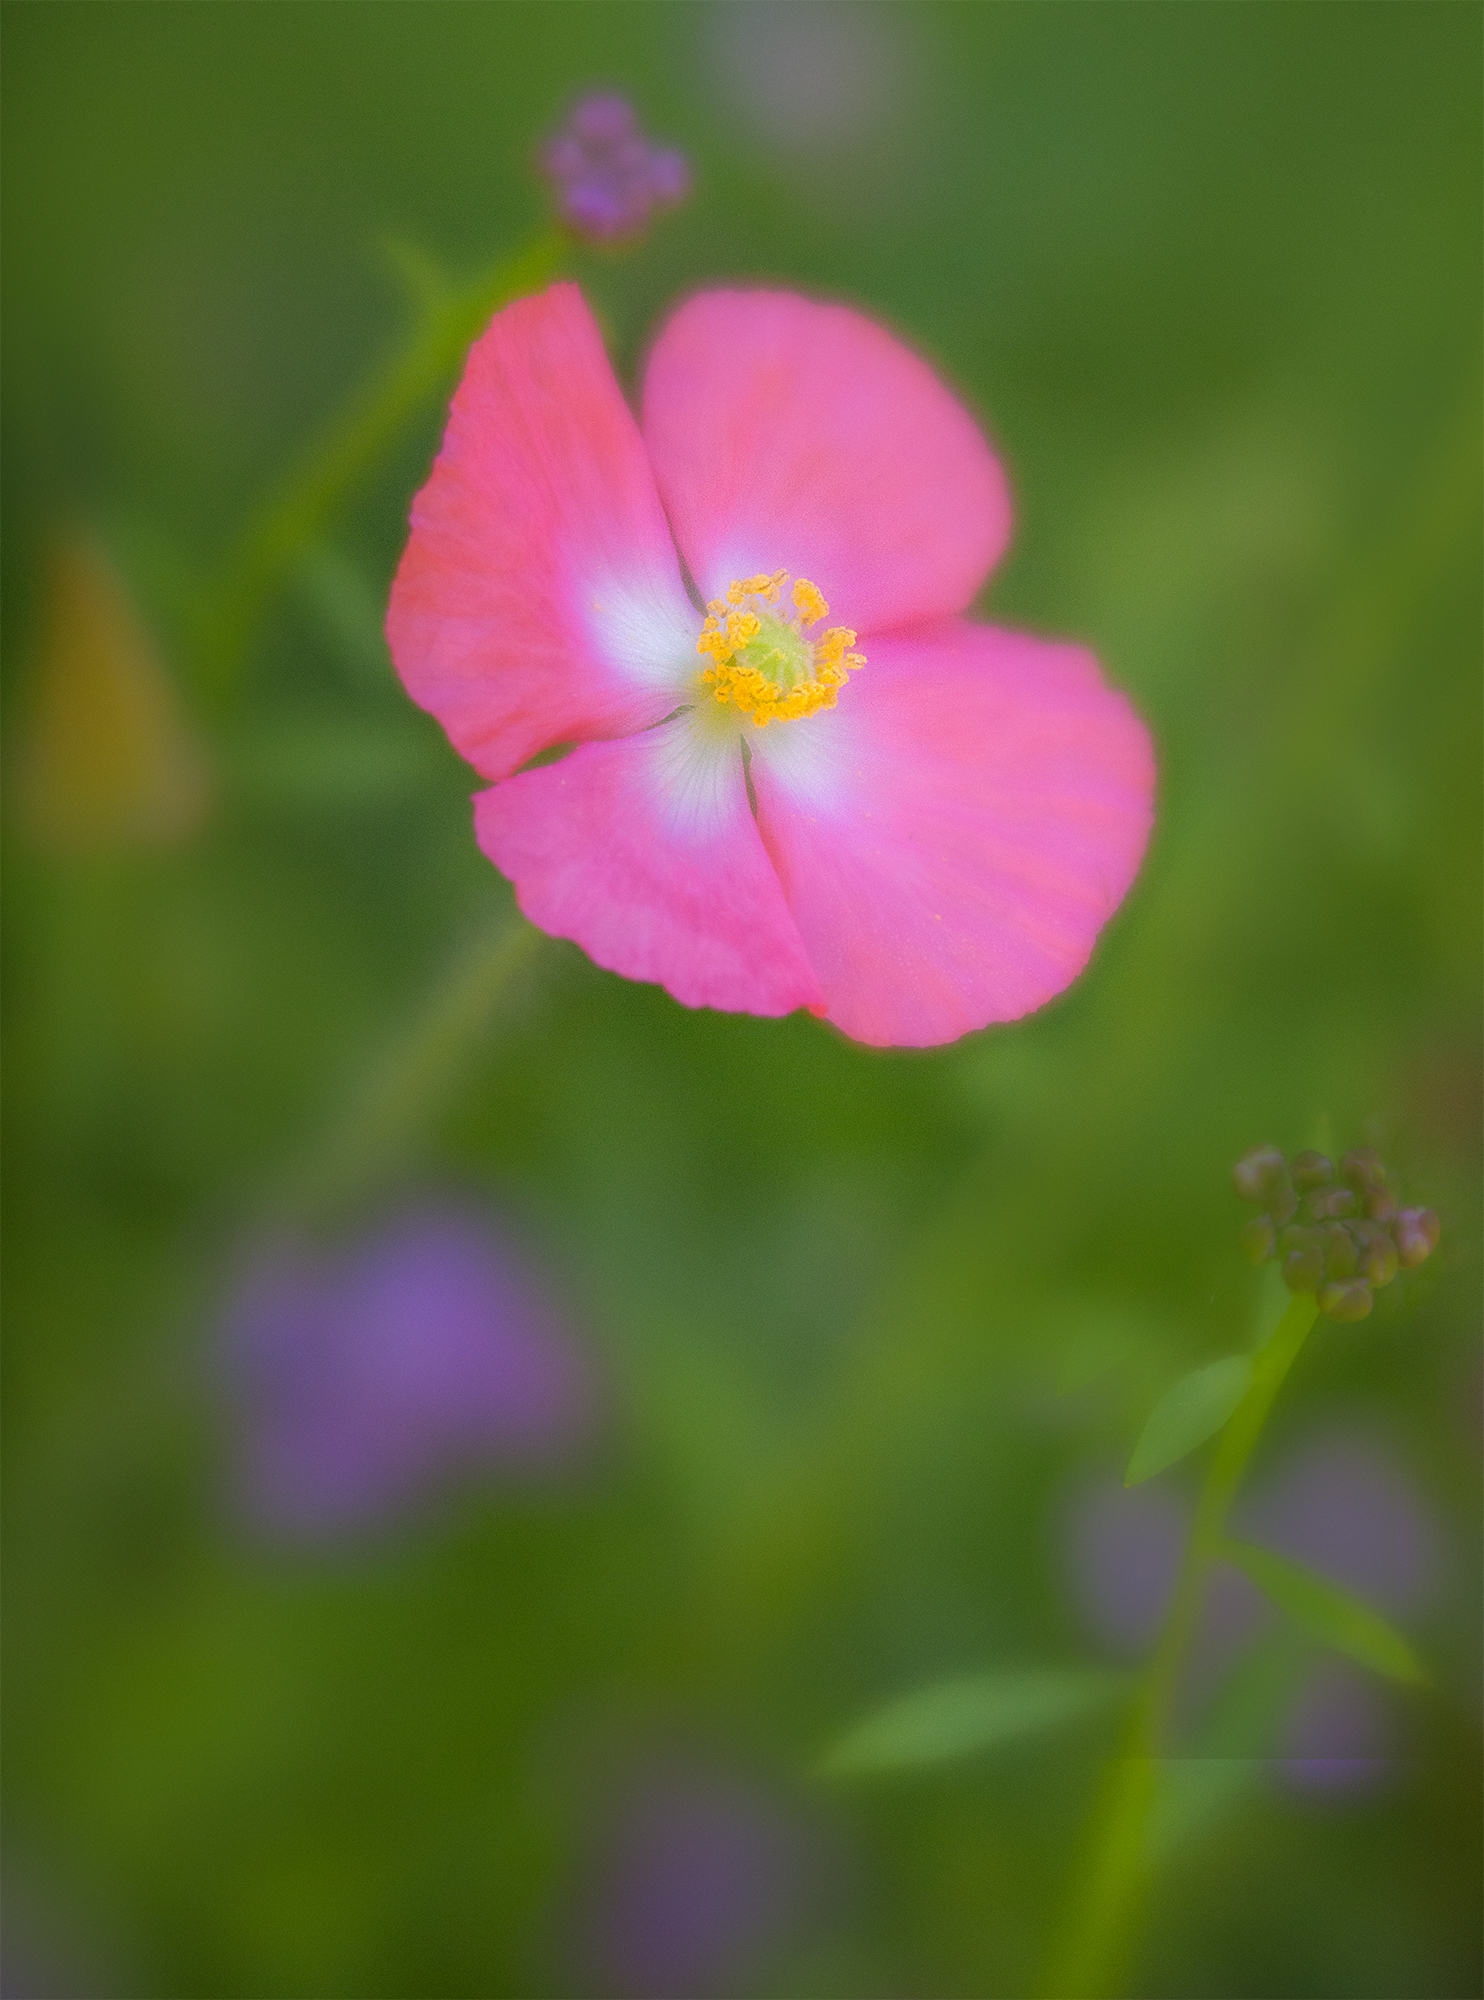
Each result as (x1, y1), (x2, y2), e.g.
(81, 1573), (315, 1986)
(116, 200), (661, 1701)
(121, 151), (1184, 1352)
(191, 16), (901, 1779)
(792, 578), (828, 624)
(693, 570), (865, 728)
(726, 572), (778, 605)
(696, 623), (733, 667)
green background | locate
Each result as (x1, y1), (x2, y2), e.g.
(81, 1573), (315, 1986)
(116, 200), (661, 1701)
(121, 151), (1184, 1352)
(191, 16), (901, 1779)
(3, 3), (1480, 1995)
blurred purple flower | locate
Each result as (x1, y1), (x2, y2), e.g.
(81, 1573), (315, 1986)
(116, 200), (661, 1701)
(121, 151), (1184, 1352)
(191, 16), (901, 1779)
(539, 94), (689, 244)
(584, 1767), (808, 1999)
(1279, 1654), (1394, 1795)
(220, 1201), (595, 1539)
(1065, 1476), (1187, 1659)
(1063, 1427), (1442, 1787)
(1238, 1426), (1442, 1617)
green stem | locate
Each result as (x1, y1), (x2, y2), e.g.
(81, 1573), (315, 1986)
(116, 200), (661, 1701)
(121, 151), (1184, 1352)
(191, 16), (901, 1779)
(195, 227), (567, 701)
(272, 906), (544, 1230)
(1044, 1288), (1320, 2000)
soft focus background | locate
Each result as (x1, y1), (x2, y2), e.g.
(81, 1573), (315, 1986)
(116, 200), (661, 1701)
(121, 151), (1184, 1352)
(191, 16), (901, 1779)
(3, 5), (1480, 1996)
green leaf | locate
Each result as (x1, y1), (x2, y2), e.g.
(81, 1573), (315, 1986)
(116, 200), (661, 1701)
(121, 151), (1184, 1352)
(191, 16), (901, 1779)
(817, 1669), (1124, 1780)
(1125, 1355), (1253, 1485)
(1222, 1539), (1427, 1684)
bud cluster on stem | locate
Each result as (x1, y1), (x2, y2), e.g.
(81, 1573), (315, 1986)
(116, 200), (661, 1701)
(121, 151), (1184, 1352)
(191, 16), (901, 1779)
(1233, 1143), (1438, 1322)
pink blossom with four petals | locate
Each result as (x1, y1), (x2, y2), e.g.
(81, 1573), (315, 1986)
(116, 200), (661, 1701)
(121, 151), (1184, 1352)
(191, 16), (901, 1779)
(387, 283), (1154, 1047)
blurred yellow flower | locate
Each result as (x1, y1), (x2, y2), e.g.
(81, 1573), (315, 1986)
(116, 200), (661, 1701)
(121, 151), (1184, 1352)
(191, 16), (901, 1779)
(17, 533), (210, 852)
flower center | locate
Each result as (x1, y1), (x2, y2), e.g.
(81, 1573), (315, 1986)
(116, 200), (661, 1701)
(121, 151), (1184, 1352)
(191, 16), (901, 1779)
(695, 571), (864, 727)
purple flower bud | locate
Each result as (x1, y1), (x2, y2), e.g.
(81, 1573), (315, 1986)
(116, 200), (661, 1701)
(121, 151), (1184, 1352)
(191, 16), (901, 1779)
(541, 136), (587, 181)
(1321, 1222), (1359, 1279)
(1283, 1244), (1325, 1292)
(1364, 1187), (1399, 1223)
(219, 1200), (596, 1540)
(1394, 1207), (1440, 1269)
(564, 180), (633, 240)
(539, 93), (690, 244)
(1318, 1278), (1373, 1322)
(1306, 1187), (1359, 1223)
(1290, 1150), (1334, 1191)
(1233, 1145), (1286, 1202)
(1339, 1147), (1387, 1193)
(1240, 1215), (1276, 1264)
(1358, 1234), (1399, 1289)
(647, 149), (691, 205)
(571, 93), (637, 147)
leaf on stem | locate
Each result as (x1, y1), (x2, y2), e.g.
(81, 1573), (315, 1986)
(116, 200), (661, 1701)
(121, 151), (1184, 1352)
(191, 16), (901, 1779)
(1125, 1355), (1253, 1486)
(1221, 1539), (1427, 1684)
(816, 1668), (1124, 1780)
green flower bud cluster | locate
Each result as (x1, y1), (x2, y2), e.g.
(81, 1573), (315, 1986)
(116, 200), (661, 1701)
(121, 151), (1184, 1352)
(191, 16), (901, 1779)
(1232, 1144), (1439, 1322)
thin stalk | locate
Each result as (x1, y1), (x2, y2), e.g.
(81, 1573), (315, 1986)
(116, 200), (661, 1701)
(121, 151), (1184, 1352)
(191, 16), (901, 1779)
(195, 229), (567, 700)
(1045, 1288), (1320, 2000)
(271, 907), (545, 1231)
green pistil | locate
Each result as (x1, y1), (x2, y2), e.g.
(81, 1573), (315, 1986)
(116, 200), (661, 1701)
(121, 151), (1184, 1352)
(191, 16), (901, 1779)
(735, 613), (810, 691)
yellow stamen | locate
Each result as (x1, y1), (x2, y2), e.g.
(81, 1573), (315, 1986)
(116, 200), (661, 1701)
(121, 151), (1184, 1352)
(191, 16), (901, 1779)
(694, 570), (865, 727)
(791, 578), (828, 624)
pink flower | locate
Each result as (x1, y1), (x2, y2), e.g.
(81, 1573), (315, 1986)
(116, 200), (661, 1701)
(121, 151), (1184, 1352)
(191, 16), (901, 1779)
(387, 283), (1154, 1047)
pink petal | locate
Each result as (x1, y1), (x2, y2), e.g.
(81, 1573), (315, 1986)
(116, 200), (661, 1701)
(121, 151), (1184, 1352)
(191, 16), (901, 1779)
(641, 290), (1012, 636)
(748, 622), (1155, 1048)
(474, 720), (824, 1018)
(387, 283), (698, 782)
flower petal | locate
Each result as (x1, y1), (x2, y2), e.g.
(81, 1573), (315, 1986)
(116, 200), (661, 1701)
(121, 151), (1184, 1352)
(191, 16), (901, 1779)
(641, 290), (1012, 636)
(474, 716), (823, 1018)
(749, 622), (1155, 1048)
(387, 283), (698, 782)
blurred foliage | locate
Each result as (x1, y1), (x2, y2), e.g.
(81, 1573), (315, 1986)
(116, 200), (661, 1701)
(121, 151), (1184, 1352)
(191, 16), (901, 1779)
(3, 5), (1480, 1997)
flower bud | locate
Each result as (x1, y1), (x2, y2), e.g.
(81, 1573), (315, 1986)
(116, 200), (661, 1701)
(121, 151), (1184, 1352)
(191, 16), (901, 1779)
(1278, 1223), (1320, 1257)
(1358, 1235), (1399, 1288)
(540, 93), (690, 244)
(1318, 1279), (1374, 1322)
(1306, 1187), (1359, 1223)
(569, 93), (637, 146)
(1340, 1147), (1387, 1193)
(1394, 1208), (1440, 1270)
(1322, 1223), (1359, 1279)
(1232, 1141), (1438, 1304)
(1233, 1146), (1287, 1202)
(1283, 1244), (1325, 1292)
(1240, 1215), (1276, 1264)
